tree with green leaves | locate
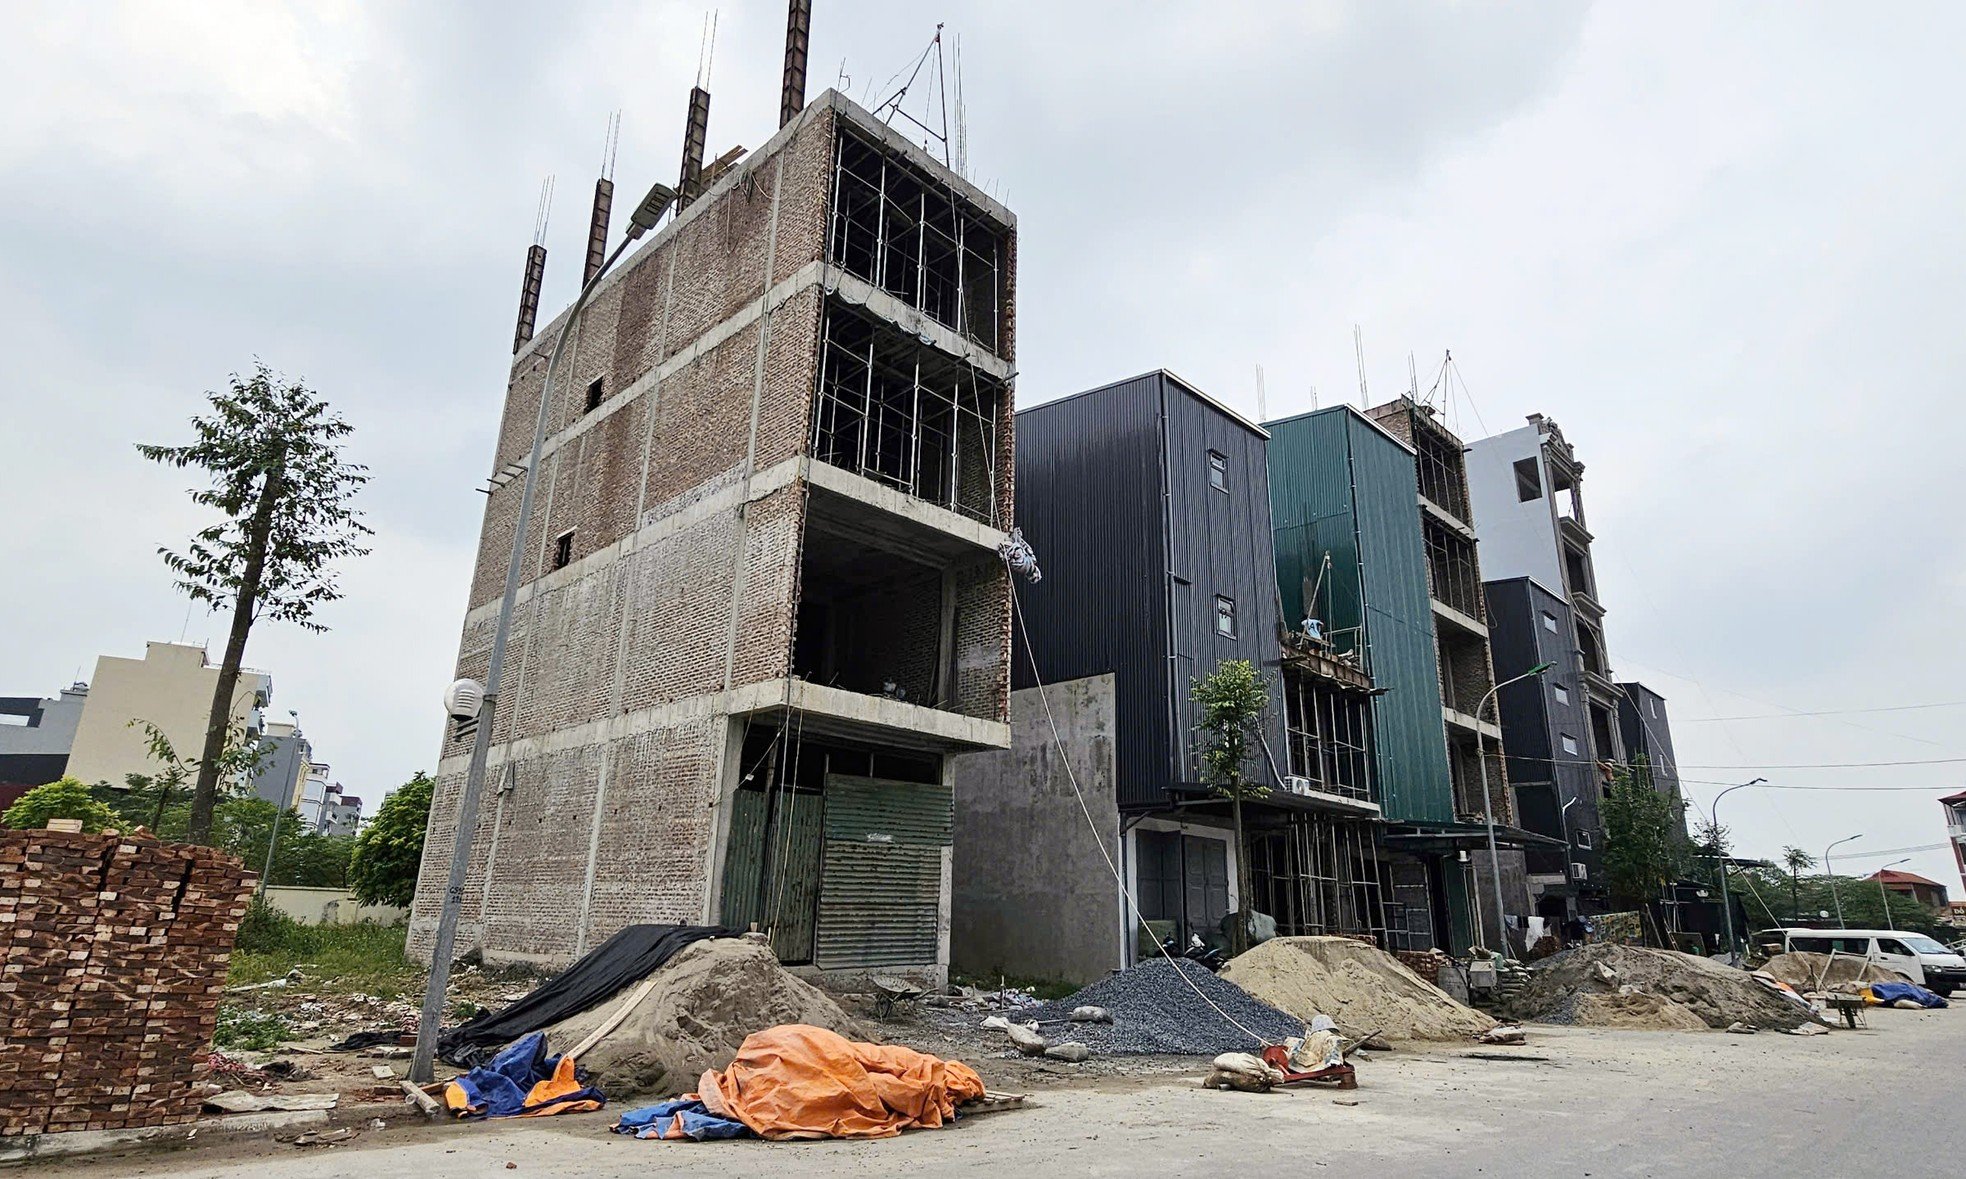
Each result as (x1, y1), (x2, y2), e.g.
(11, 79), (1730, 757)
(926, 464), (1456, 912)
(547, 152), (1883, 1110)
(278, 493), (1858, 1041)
(1191, 660), (1268, 957)
(2, 777), (119, 833)
(138, 364), (369, 844)
(1780, 846), (1816, 922)
(349, 772), (436, 908)
(1600, 763), (1686, 915)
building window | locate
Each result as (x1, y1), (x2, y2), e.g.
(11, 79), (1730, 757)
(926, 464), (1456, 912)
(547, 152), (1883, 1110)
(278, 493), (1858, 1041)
(1214, 595), (1237, 637)
(1560, 734), (1579, 756)
(1649, 698), (1659, 718)
(1207, 450), (1228, 492)
(1552, 683), (1570, 706)
(1576, 829), (1594, 850)
(552, 530), (574, 570)
(1514, 457), (1542, 501)
(1542, 611), (1558, 634)
(585, 378), (604, 414)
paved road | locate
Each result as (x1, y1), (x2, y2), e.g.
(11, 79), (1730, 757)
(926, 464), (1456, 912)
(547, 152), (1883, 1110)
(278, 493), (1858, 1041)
(57, 1007), (1965, 1178)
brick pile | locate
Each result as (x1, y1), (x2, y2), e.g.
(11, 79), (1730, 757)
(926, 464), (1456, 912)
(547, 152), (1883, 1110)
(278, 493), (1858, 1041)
(0, 829), (253, 1137)
(1394, 948), (1454, 984)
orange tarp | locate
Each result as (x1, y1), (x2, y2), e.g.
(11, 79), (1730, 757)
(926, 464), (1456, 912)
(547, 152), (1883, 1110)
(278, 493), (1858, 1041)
(697, 1024), (985, 1140)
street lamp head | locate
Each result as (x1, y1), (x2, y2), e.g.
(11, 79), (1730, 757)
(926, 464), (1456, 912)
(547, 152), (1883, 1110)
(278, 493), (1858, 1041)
(1529, 661), (1554, 676)
(1747, 776), (1767, 787)
(625, 182), (680, 240)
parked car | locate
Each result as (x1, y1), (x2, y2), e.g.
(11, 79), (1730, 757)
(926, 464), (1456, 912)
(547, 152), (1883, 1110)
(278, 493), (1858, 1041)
(1752, 927), (1966, 996)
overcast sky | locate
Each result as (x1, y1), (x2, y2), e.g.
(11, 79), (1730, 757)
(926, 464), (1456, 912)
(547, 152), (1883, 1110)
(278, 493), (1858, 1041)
(4, 2), (1962, 894)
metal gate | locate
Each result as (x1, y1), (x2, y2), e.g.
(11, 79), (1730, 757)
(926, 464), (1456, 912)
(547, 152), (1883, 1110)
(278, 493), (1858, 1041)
(813, 774), (952, 969)
(720, 785), (824, 963)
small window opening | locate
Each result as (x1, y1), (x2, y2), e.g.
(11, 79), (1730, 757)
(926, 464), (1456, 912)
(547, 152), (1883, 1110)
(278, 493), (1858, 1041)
(1560, 733), (1579, 756)
(1576, 829), (1594, 850)
(1207, 450), (1228, 492)
(1552, 683), (1570, 706)
(585, 378), (604, 414)
(1514, 457), (1542, 501)
(1542, 611), (1558, 634)
(552, 530), (574, 570)
(1214, 595), (1237, 638)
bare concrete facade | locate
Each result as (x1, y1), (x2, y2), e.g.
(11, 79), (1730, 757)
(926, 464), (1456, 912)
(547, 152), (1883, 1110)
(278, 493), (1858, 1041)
(410, 91), (1016, 979)
(952, 674), (1122, 988)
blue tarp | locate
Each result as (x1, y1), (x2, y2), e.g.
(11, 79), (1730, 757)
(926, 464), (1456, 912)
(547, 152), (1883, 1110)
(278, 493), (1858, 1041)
(613, 1097), (751, 1141)
(445, 1032), (606, 1119)
(1869, 981), (1948, 1008)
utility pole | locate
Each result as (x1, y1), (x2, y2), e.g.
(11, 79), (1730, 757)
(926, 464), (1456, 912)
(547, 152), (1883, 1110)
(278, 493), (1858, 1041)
(1707, 777), (1765, 960)
(1825, 834), (1863, 927)
(1475, 661), (1551, 956)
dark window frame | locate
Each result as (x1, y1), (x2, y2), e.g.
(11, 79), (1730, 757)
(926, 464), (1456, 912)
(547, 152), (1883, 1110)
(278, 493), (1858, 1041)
(585, 377), (605, 414)
(552, 530), (574, 570)
(1213, 594), (1237, 638)
(1514, 456), (1543, 501)
(1207, 450), (1228, 493)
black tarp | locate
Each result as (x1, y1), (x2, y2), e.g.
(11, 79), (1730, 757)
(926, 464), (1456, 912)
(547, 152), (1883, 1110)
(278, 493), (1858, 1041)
(437, 923), (735, 1066)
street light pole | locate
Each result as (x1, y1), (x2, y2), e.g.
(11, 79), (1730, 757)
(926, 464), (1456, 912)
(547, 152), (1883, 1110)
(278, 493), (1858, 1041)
(1475, 661), (1552, 957)
(1708, 777), (1766, 961)
(1876, 857), (1911, 928)
(1825, 834), (1863, 928)
(409, 181), (677, 1085)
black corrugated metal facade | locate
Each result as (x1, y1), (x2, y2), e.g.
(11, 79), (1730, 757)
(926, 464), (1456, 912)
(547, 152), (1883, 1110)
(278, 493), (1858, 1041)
(1012, 371), (1285, 810)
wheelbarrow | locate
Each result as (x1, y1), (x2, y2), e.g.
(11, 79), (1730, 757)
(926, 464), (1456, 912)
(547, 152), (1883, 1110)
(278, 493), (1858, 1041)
(869, 974), (927, 1019)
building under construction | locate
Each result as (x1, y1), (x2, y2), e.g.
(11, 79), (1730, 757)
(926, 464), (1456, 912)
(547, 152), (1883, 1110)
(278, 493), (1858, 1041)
(409, 74), (1018, 983)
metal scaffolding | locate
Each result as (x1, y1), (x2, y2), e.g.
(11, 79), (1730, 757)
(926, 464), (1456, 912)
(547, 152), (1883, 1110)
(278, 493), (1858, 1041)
(1248, 814), (1388, 942)
(1282, 666), (1373, 801)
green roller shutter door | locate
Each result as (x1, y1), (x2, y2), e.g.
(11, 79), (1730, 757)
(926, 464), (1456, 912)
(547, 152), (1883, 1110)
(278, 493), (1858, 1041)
(814, 774), (952, 969)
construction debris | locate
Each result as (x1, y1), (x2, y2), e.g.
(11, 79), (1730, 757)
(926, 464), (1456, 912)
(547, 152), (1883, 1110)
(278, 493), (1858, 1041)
(1759, 952), (1908, 993)
(539, 937), (859, 1098)
(1016, 958), (1301, 1055)
(1202, 1052), (1285, 1092)
(1508, 945), (1823, 1032)
(1219, 936), (1498, 1041)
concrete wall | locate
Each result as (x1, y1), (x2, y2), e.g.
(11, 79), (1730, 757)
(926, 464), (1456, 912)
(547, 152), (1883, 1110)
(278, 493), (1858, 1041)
(65, 643), (269, 788)
(952, 674), (1121, 987)
(1465, 424), (1565, 596)
(262, 886), (405, 926)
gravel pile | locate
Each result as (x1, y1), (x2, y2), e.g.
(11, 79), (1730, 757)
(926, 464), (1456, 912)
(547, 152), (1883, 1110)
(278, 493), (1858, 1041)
(1014, 958), (1301, 1055)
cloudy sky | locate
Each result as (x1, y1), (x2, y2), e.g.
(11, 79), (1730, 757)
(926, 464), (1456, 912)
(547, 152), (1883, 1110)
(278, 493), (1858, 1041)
(5, 2), (1962, 892)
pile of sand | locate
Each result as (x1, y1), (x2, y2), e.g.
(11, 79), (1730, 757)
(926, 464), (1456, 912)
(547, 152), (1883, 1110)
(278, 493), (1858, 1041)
(1219, 936), (1496, 1041)
(543, 937), (860, 1097)
(1760, 952), (1907, 992)
(1510, 944), (1818, 1031)
(1568, 990), (1709, 1030)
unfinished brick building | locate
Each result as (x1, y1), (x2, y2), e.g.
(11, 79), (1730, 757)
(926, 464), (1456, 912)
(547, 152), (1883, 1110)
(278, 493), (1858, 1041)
(409, 90), (1017, 982)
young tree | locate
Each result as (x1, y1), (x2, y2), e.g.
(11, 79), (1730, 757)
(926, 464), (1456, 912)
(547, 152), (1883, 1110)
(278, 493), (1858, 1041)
(1780, 846), (1816, 922)
(1191, 660), (1268, 957)
(2, 778), (119, 833)
(349, 772), (436, 908)
(1600, 764), (1686, 915)
(138, 364), (368, 844)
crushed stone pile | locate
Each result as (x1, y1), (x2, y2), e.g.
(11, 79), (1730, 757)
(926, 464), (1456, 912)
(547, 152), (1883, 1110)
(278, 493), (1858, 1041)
(1219, 936), (1496, 1041)
(1759, 952), (1908, 992)
(1015, 958), (1301, 1055)
(542, 937), (860, 1097)
(1509, 944), (1817, 1031)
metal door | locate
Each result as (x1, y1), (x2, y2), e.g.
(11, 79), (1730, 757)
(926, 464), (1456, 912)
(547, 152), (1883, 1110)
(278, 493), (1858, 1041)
(813, 774), (952, 969)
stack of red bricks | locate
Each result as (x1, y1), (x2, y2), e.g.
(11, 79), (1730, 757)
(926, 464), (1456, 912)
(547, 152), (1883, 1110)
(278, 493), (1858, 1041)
(0, 829), (252, 1138)
(1394, 948), (1454, 984)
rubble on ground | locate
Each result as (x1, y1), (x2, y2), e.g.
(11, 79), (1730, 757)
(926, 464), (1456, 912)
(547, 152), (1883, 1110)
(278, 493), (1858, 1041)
(1013, 958), (1300, 1055)
(1507, 945), (1823, 1031)
(1758, 952), (1909, 993)
(1219, 936), (1498, 1041)
(540, 937), (860, 1098)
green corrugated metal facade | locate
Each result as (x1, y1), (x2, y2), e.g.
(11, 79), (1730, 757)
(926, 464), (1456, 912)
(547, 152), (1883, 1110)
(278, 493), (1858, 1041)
(1267, 407), (1453, 824)
(813, 775), (953, 969)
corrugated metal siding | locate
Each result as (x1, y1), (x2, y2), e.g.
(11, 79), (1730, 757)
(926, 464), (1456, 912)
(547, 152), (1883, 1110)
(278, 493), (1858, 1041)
(1010, 375), (1172, 808)
(719, 788), (824, 962)
(1159, 375), (1286, 791)
(1266, 407), (1452, 824)
(814, 775), (952, 968)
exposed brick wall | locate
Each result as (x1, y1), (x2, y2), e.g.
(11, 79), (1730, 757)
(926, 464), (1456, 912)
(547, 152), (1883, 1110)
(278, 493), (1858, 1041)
(0, 831), (252, 1137)
(413, 97), (1016, 969)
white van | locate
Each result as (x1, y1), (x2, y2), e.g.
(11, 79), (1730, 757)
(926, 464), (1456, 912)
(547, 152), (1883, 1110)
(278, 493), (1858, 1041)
(1753, 927), (1966, 996)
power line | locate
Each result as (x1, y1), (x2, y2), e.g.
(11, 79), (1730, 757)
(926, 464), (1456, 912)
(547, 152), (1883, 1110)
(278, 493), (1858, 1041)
(1680, 701), (1966, 722)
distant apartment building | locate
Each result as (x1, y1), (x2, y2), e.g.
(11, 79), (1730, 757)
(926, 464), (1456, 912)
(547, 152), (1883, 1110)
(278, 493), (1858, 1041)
(318, 783), (363, 837)
(249, 720), (313, 810)
(953, 372), (1382, 985)
(1944, 791), (1966, 896)
(410, 89), (1016, 981)
(1267, 403), (1540, 955)
(0, 683), (90, 805)
(1617, 681), (1684, 820)
(1867, 868), (1949, 912)
(297, 761), (332, 829)
(1468, 415), (1648, 907)
(64, 642), (270, 789)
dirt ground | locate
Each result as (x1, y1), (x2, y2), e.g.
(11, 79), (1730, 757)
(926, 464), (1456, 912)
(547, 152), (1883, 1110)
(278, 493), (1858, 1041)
(39, 1005), (1965, 1178)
